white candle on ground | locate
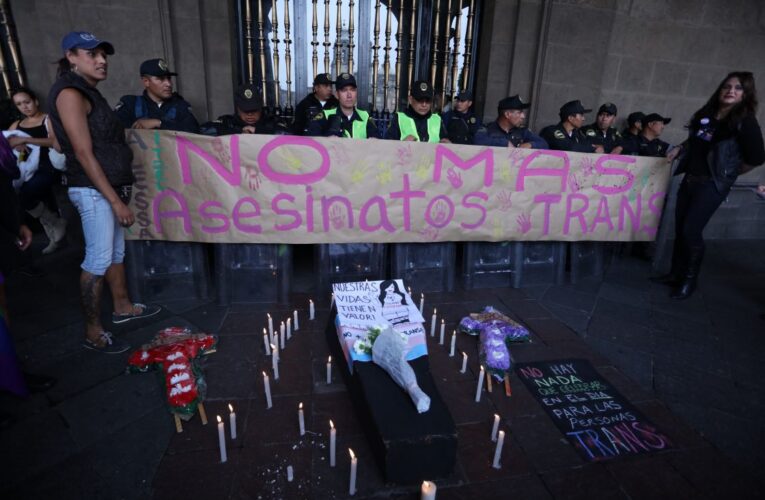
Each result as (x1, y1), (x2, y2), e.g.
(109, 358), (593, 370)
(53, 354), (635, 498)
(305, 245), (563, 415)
(287, 465), (294, 482)
(216, 415), (227, 463)
(492, 430), (505, 469)
(309, 299), (315, 320)
(430, 308), (437, 337)
(449, 330), (456, 357)
(263, 371), (273, 408)
(228, 404), (237, 440)
(329, 420), (337, 467)
(272, 351), (280, 380)
(293, 310), (299, 330)
(460, 352), (468, 373)
(280, 321), (286, 349)
(298, 402), (306, 436)
(475, 366), (485, 402)
(267, 313), (274, 338)
(287, 317), (292, 339)
(419, 293), (424, 314)
(421, 480), (437, 500)
(349, 448), (358, 495)
(491, 414), (500, 442)
(439, 319), (445, 345)
(326, 356), (332, 384)
(263, 328), (271, 355)
(271, 343), (279, 363)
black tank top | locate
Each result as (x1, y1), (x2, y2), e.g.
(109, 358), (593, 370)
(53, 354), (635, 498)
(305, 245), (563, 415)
(47, 71), (134, 188)
(16, 120), (52, 171)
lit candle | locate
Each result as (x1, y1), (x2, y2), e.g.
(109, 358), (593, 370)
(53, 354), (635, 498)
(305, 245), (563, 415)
(407, 286), (412, 296)
(272, 350), (280, 380)
(287, 317), (292, 340)
(430, 308), (437, 337)
(271, 343), (279, 363)
(298, 402), (306, 436)
(216, 415), (227, 463)
(419, 293), (425, 314)
(460, 352), (468, 373)
(326, 355), (332, 384)
(309, 299), (315, 320)
(491, 414), (500, 442)
(475, 365), (485, 402)
(329, 419), (337, 467)
(293, 310), (299, 330)
(267, 313), (274, 338)
(280, 321), (286, 349)
(449, 330), (456, 357)
(228, 404), (237, 440)
(263, 371), (273, 409)
(263, 328), (271, 355)
(421, 480), (437, 500)
(349, 448), (358, 495)
(287, 465), (294, 482)
(439, 319), (445, 345)
(492, 430), (505, 469)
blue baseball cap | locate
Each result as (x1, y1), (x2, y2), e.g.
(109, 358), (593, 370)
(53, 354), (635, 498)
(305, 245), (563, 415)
(61, 31), (114, 55)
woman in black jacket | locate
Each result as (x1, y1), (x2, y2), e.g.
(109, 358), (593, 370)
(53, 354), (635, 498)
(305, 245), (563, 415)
(655, 72), (765, 299)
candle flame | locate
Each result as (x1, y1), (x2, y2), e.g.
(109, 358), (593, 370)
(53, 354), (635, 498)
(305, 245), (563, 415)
(433, 308), (437, 314)
(349, 448), (355, 459)
(262, 371), (267, 377)
(294, 309), (297, 313)
(281, 320), (285, 325)
(271, 343), (276, 350)
(494, 413), (499, 419)
(421, 293), (424, 298)
(441, 319), (444, 324)
(330, 419), (334, 429)
(263, 328), (267, 334)
(328, 355), (332, 362)
(216, 415), (222, 423)
(229, 404), (234, 412)
(267, 313), (271, 318)
(310, 299), (314, 303)
(480, 365), (485, 372)
(299, 402), (303, 410)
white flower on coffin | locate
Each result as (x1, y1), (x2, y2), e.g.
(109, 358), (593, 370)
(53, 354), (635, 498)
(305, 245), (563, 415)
(372, 325), (431, 413)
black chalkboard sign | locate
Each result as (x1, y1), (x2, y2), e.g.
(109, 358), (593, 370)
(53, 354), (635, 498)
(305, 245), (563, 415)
(515, 359), (673, 462)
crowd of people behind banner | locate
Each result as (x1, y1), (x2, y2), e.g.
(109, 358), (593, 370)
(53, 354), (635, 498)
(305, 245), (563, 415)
(0, 31), (763, 424)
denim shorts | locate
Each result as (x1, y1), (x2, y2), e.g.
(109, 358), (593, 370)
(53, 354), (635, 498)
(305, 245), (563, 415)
(68, 187), (125, 276)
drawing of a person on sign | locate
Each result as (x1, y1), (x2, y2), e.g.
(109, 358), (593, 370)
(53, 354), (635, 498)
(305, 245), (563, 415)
(378, 279), (409, 325)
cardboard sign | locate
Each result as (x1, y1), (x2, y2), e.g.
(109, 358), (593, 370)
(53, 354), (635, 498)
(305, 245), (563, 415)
(126, 130), (670, 243)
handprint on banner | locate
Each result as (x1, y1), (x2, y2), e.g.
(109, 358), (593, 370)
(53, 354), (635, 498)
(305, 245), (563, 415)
(567, 172), (582, 193)
(446, 167), (463, 188)
(376, 161), (393, 185)
(280, 148), (303, 171)
(245, 164), (262, 191)
(431, 199), (450, 226)
(211, 138), (231, 165)
(496, 190), (513, 212)
(516, 213), (532, 234)
(579, 157), (596, 177)
(330, 143), (351, 165)
(351, 162), (368, 184)
(419, 225), (439, 241)
(396, 145), (413, 166)
(507, 148), (525, 168)
(329, 205), (347, 230)
(415, 159), (431, 181)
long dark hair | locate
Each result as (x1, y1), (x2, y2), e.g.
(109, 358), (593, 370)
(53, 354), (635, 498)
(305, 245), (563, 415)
(378, 279), (406, 306)
(10, 87), (38, 102)
(691, 71), (758, 129)
(55, 50), (78, 77)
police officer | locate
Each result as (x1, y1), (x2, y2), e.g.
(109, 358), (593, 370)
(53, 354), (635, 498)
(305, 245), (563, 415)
(306, 73), (377, 138)
(200, 84), (275, 136)
(636, 113), (672, 157)
(474, 95), (548, 149)
(385, 80), (448, 142)
(540, 100), (603, 153)
(292, 73), (339, 135)
(581, 103), (623, 154)
(441, 91), (481, 144)
(114, 58), (199, 133)
(620, 111), (645, 155)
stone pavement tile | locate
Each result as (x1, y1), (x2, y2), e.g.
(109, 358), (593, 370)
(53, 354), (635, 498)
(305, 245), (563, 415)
(511, 414), (583, 472)
(435, 377), (497, 426)
(665, 446), (765, 497)
(0, 391), (50, 422)
(585, 337), (653, 391)
(204, 335), (262, 400)
(649, 291), (710, 324)
(13, 321), (90, 369)
(256, 358), (314, 397)
(312, 356), (349, 391)
(540, 302), (591, 335)
(311, 391), (364, 439)
(591, 297), (652, 328)
(152, 448), (239, 499)
(240, 394), (312, 446)
(652, 352), (733, 405)
(586, 313), (655, 353)
(166, 399), (249, 456)
(604, 454), (696, 499)
(522, 318), (581, 344)
(540, 463), (628, 500)
(521, 284), (551, 301)
(648, 310), (714, 342)
(157, 297), (214, 315)
(57, 372), (163, 449)
(183, 302), (229, 333)
(8, 302), (83, 341)
(698, 407), (765, 471)
(0, 409), (79, 487)
(632, 400), (708, 450)
(220, 308), (293, 335)
(232, 441), (313, 499)
(39, 347), (132, 403)
(455, 421), (532, 483)
(541, 286), (598, 313)
(488, 373), (547, 419)
(597, 281), (650, 308)
(537, 339), (614, 369)
(499, 298), (553, 322)
(595, 366), (654, 404)
(310, 432), (387, 498)
(433, 475), (553, 500)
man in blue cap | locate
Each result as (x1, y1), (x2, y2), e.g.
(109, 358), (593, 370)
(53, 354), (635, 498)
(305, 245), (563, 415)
(441, 91), (481, 144)
(581, 103), (623, 154)
(292, 73), (339, 135)
(636, 113), (672, 157)
(306, 73), (377, 138)
(540, 100), (604, 153)
(474, 95), (547, 149)
(114, 58), (199, 133)
(201, 83), (275, 136)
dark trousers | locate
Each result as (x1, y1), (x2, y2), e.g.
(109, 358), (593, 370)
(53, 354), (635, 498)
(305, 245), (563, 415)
(18, 162), (59, 211)
(674, 176), (728, 252)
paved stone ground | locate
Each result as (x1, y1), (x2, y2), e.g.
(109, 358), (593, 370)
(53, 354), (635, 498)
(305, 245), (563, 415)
(1, 239), (763, 499)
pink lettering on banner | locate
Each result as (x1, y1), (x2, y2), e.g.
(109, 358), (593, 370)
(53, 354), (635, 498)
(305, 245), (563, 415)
(389, 174), (426, 231)
(153, 189), (192, 235)
(618, 194), (641, 232)
(433, 146), (494, 188)
(271, 193), (302, 230)
(425, 195), (455, 228)
(199, 200), (230, 233)
(359, 196), (395, 232)
(534, 193), (562, 236)
(257, 136), (330, 185)
(589, 196), (615, 233)
(516, 150), (570, 193)
(233, 197), (262, 233)
(176, 135), (241, 186)
(592, 155), (636, 195)
(642, 192), (666, 236)
(461, 192), (488, 230)
(564, 193), (589, 235)
(321, 195), (354, 231)
(305, 186), (315, 232)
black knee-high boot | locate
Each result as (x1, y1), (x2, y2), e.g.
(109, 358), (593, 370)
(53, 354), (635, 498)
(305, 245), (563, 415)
(670, 245), (704, 300)
(650, 238), (684, 286)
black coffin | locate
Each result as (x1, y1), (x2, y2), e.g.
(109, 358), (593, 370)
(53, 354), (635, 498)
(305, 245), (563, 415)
(325, 315), (457, 484)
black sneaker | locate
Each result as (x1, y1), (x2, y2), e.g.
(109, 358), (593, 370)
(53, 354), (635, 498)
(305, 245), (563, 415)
(112, 303), (162, 324)
(82, 332), (130, 354)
